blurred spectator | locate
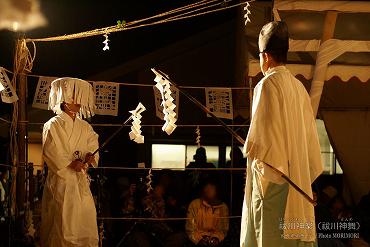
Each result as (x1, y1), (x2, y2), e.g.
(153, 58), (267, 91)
(125, 183), (186, 247)
(186, 147), (216, 202)
(225, 146), (246, 168)
(143, 184), (166, 218)
(187, 147), (215, 169)
(0, 169), (9, 221)
(355, 190), (370, 244)
(225, 146), (246, 214)
(186, 181), (229, 246)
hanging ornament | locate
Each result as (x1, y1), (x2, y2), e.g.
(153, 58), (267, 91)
(0, 67), (18, 103)
(99, 221), (104, 247)
(146, 168), (153, 194)
(128, 102), (146, 144)
(151, 69), (178, 135)
(195, 126), (201, 148)
(102, 33), (109, 51)
(244, 2), (251, 25)
(116, 20), (126, 29)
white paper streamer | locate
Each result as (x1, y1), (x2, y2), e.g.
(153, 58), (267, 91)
(129, 102), (146, 144)
(153, 85), (179, 121)
(146, 168), (153, 193)
(205, 87), (233, 120)
(195, 126), (201, 148)
(0, 67), (18, 103)
(152, 70), (178, 135)
(244, 2), (251, 25)
(102, 33), (109, 51)
(32, 76), (57, 110)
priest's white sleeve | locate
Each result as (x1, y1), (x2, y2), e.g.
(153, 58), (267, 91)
(86, 124), (99, 167)
(42, 123), (72, 175)
(252, 159), (286, 196)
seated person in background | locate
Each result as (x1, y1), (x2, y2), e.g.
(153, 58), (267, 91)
(187, 147), (215, 169)
(186, 181), (229, 247)
(186, 147), (216, 200)
(353, 190), (370, 245)
(143, 184), (166, 218)
(117, 177), (137, 216)
(225, 146), (246, 168)
(126, 183), (186, 247)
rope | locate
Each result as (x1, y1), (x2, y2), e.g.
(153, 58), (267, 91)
(0, 118), (249, 127)
(0, 163), (247, 171)
(25, 0), (253, 43)
(96, 215), (241, 221)
(26, 214), (242, 220)
(1, 67), (253, 90)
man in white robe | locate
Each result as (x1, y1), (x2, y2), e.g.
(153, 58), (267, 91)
(240, 21), (323, 247)
(41, 78), (99, 247)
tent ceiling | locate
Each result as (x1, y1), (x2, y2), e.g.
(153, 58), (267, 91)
(246, 1), (370, 72)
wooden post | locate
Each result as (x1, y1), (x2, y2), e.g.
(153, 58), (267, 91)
(322, 11), (338, 43)
(15, 39), (29, 238)
(310, 10), (338, 117)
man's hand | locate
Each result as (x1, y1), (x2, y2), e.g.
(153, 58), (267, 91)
(84, 152), (95, 166)
(69, 160), (85, 172)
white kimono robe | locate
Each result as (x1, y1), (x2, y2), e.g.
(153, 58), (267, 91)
(41, 112), (99, 247)
(240, 66), (323, 247)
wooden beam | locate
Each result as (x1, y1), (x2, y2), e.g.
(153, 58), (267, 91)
(322, 11), (338, 42)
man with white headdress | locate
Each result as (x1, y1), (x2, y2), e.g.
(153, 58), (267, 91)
(240, 21), (323, 247)
(41, 78), (99, 247)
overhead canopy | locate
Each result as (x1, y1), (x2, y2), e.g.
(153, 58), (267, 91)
(247, 1), (370, 82)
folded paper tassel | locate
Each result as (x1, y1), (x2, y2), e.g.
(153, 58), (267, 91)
(244, 2), (251, 25)
(0, 67), (19, 103)
(128, 102), (146, 143)
(155, 78), (177, 135)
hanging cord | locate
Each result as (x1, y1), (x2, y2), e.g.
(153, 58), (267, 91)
(1, 67), (253, 90)
(25, 0), (254, 42)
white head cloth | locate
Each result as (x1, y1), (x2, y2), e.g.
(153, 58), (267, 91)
(48, 77), (96, 118)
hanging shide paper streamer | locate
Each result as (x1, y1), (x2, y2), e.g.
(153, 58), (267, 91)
(32, 76), (58, 110)
(146, 168), (153, 194)
(153, 85), (179, 121)
(99, 221), (105, 247)
(244, 2), (251, 25)
(152, 69), (178, 135)
(0, 67), (18, 103)
(93, 81), (120, 116)
(195, 126), (201, 148)
(0, 81), (4, 92)
(128, 102), (146, 144)
(102, 33), (109, 51)
(205, 87), (233, 120)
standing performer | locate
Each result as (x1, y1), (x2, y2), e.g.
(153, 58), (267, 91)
(41, 78), (99, 247)
(240, 22), (323, 247)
